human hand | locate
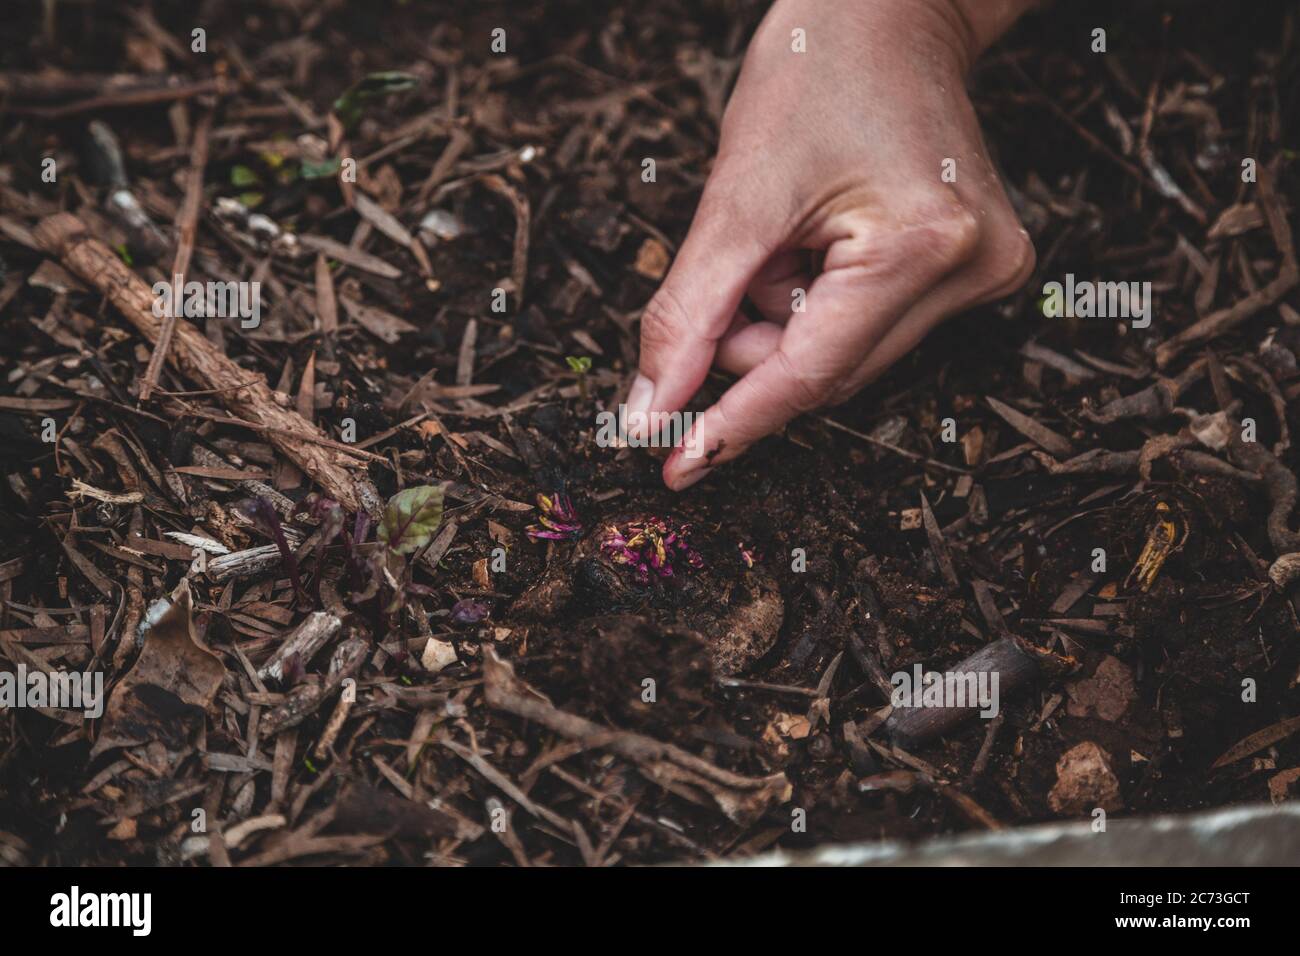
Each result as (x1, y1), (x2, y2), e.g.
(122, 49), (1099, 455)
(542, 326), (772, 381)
(630, 0), (1038, 489)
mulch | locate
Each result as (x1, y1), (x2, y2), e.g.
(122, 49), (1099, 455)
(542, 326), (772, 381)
(0, 0), (1298, 866)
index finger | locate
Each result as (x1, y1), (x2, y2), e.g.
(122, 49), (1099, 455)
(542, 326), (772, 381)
(663, 211), (977, 489)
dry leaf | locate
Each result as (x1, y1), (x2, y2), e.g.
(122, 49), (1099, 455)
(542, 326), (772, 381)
(1211, 715), (1300, 769)
(92, 580), (225, 756)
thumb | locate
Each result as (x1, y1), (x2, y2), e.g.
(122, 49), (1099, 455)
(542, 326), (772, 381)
(630, 188), (772, 443)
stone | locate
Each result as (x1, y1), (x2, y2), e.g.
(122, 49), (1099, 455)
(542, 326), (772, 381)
(1048, 741), (1123, 815)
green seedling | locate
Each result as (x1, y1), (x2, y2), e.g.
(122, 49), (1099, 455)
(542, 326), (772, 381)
(332, 71), (419, 131)
(566, 355), (593, 399)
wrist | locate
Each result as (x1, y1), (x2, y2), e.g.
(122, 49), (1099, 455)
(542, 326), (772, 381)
(944, 0), (1039, 57)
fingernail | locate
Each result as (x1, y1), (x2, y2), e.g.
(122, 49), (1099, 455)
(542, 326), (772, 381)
(670, 465), (712, 491)
(624, 373), (654, 443)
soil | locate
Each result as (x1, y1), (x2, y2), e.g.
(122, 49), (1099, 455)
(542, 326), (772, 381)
(0, 0), (1298, 866)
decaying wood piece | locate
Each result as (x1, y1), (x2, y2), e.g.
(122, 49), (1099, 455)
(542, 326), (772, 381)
(1229, 428), (1300, 555)
(1032, 448), (1140, 475)
(140, 109), (212, 401)
(985, 396), (1074, 458)
(482, 646), (790, 825)
(883, 637), (1041, 750)
(261, 633), (368, 735)
(257, 611), (343, 683)
(1082, 358), (1207, 425)
(1268, 552), (1300, 589)
(208, 543), (292, 582)
(190, 445), (294, 516)
(32, 212), (379, 514)
(1155, 171), (1298, 367)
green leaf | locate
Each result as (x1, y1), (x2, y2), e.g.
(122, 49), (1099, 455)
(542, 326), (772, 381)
(566, 355), (592, 374)
(301, 157), (342, 180)
(230, 164), (261, 187)
(332, 71), (419, 130)
(378, 485), (445, 555)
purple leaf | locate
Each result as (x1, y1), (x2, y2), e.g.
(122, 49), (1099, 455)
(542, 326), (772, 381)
(240, 497), (306, 603)
(450, 599), (490, 625)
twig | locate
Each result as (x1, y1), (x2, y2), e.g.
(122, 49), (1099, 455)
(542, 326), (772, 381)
(35, 210), (379, 513)
(1156, 169), (1298, 367)
(482, 647), (790, 825)
(11, 78), (223, 118)
(883, 637), (1039, 749)
(816, 415), (968, 475)
(141, 109), (212, 402)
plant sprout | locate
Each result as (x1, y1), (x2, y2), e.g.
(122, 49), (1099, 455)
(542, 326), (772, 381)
(566, 355), (592, 399)
(527, 492), (583, 541)
(600, 516), (703, 585)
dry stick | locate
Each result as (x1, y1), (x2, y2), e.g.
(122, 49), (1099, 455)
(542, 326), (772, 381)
(1156, 169), (1298, 368)
(34, 213), (378, 513)
(190, 444), (294, 515)
(482, 647), (790, 823)
(117, 506), (146, 668)
(920, 490), (959, 590)
(186, 409), (387, 463)
(1032, 448), (1140, 475)
(1006, 59), (1146, 186)
(10, 78), (223, 118)
(141, 109), (212, 402)
(1230, 428), (1300, 556)
(883, 637), (1039, 750)
(967, 713), (1005, 783)
(1207, 350), (1300, 555)
(1083, 358), (1207, 424)
(0, 71), (193, 100)
(441, 738), (580, 838)
(314, 253), (337, 363)
(311, 688), (355, 764)
(547, 764), (711, 858)
(985, 395), (1073, 458)
(257, 611), (342, 682)
(481, 174), (530, 300)
(416, 126), (472, 205)
(846, 631), (895, 703)
(816, 415), (969, 475)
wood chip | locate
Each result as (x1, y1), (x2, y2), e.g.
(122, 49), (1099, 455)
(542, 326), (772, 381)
(985, 396), (1074, 458)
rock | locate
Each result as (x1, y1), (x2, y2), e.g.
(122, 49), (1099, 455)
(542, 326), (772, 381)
(421, 637), (458, 673)
(694, 571), (785, 675)
(1065, 654), (1137, 722)
(1048, 741), (1124, 815)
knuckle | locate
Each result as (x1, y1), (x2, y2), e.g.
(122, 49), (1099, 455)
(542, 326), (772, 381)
(974, 225), (1037, 301)
(640, 285), (690, 350)
(829, 373), (869, 407)
(1000, 228), (1038, 290)
(837, 198), (981, 275)
(920, 205), (982, 267)
(772, 348), (832, 413)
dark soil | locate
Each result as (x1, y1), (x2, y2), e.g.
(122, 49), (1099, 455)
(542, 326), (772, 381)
(0, 0), (1298, 866)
